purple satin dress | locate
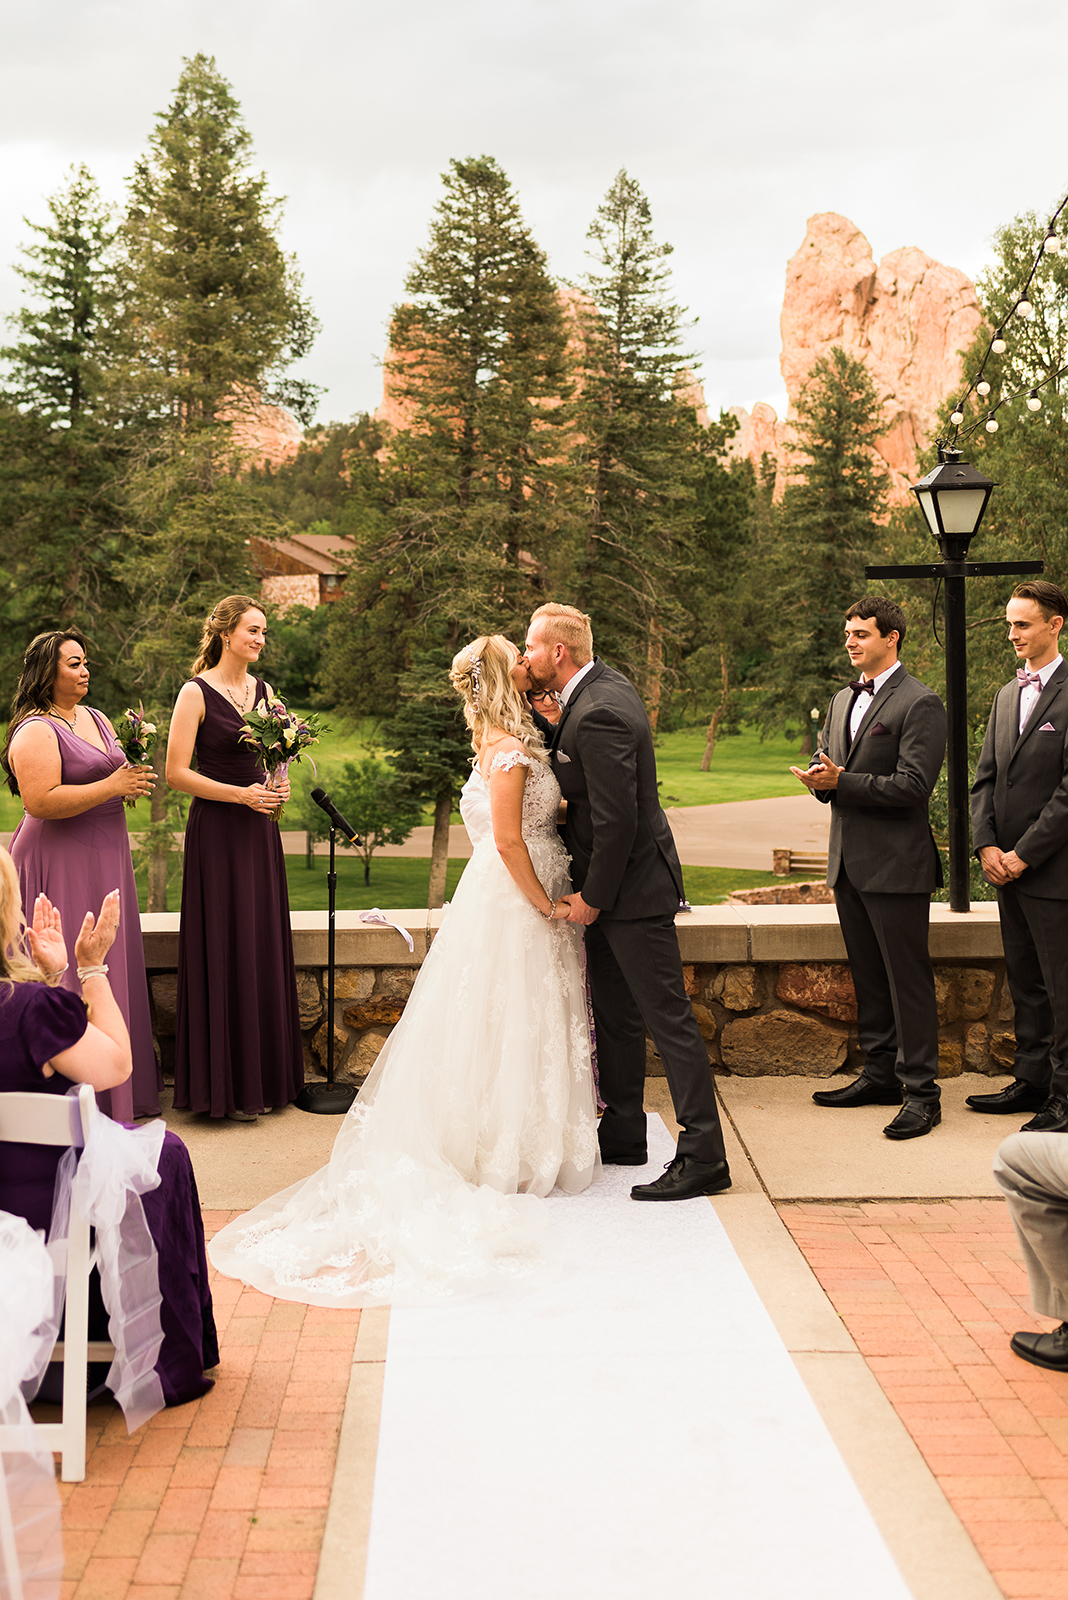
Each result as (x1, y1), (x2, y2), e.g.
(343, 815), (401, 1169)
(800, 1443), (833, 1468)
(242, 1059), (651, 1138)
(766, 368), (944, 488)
(0, 982), (218, 1407)
(9, 710), (160, 1119)
(174, 679), (304, 1117)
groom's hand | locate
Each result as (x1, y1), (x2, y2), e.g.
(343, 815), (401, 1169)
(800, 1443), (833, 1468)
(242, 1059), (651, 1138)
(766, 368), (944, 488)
(566, 892), (600, 925)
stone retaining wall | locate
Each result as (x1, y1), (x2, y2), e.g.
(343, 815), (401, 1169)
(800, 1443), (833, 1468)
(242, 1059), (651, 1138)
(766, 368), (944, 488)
(141, 904), (1015, 1085)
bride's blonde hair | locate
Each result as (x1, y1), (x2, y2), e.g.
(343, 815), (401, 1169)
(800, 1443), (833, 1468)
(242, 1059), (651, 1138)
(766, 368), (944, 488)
(450, 636), (548, 763)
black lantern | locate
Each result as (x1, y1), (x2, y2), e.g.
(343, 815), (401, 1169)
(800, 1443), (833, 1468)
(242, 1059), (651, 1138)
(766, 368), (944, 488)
(911, 451), (995, 560)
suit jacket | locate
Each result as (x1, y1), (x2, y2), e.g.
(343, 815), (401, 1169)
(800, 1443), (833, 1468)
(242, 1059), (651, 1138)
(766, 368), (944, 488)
(971, 658), (1068, 899)
(550, 659), (683, 920)
(817, 664), (946, 895)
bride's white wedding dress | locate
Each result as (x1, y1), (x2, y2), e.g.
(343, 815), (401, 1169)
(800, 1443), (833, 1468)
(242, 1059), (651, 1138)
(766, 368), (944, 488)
(208, 749), (601, 1307)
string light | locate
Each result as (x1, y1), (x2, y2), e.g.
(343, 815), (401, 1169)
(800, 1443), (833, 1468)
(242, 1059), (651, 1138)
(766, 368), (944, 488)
(991, 332), (1007, 353)
(976, 380), (991, 396)
(1027, 391), (1042, 411)
(1016, 298), (1035, 320)
(950, 410), (964, 425)
(986, 417), (999, 432)
(1044, 232), (1061, 254)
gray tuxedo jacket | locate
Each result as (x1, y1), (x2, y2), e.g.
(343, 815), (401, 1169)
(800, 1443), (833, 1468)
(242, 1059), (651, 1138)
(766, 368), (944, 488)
(550, 659), (684, 920)
(816, 664), (946, 895)
(971, 658), (1068, 900)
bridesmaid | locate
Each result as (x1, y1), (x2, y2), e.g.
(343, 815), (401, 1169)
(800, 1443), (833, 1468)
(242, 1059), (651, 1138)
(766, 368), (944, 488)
(166, 595), (304, 1121)
(1, 629), (160, 1120)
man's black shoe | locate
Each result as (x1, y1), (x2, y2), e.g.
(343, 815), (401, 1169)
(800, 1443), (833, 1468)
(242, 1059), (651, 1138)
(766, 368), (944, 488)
(599, 1148), (649, 1166)
(631, 1155), (731, 1201)
(812, 1076), (902, 1108)
(1010, 1322), (1068, 1371)
(965, 1079), (1047, 1114)
(883, 1101), (941, 1140)
(1021, 1096), (1068, 1133)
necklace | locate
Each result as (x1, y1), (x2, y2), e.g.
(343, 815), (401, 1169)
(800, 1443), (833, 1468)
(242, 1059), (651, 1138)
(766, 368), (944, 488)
(223, 676), (251, 712)
(50, 705), (79, 731)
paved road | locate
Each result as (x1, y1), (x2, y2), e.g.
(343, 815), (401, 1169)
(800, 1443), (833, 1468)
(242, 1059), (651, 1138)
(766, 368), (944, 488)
(278, 791), (831, 873)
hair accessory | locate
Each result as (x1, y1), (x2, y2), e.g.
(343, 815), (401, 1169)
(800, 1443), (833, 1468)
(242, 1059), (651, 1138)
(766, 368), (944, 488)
(469, 655), (482, 700)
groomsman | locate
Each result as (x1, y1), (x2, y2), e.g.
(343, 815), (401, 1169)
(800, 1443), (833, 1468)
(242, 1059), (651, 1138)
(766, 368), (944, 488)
(792, 597), (947, 1139)
(969, 581), (1068, 1132)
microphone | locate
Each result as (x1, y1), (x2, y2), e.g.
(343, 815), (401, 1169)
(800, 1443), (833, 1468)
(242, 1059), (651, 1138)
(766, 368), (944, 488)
(311, 787), (362, 847)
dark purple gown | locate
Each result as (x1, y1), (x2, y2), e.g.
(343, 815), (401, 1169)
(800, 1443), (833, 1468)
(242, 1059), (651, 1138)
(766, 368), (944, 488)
(0, 982), (218, 1407)
(174, 679), (304, 1117)
(9, 709), (160, 1119)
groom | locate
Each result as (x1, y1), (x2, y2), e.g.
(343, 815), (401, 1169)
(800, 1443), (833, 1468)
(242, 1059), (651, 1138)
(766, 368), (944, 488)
(523, 603), (730, 1200)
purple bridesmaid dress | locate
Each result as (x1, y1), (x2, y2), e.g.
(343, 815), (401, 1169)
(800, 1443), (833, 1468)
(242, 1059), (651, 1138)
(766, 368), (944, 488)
(173, 679), (304, 1117)
(9, 710), (160, 1120)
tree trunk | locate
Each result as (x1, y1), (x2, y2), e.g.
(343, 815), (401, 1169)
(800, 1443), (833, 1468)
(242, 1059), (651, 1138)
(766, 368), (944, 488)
(426, 789), (452, 908)
(146, 745), (170, 913)
(798, 730), (814, 757)
(700, 648), (730, 771)
(645, 617), (663, 733)
(305, 831), (314, 869)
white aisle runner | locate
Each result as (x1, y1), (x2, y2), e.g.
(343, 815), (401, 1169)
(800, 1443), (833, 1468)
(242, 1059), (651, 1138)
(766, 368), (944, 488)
(362, 1117), (913, 1600)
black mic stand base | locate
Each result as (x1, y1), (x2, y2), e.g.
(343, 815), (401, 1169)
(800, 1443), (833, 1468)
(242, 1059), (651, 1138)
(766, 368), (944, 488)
(295, 1079), (358, 1115)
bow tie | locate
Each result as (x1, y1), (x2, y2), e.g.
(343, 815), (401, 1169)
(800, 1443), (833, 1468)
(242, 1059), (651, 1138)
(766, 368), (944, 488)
(1018, 668), (1044, 689)
(849, 679), (876, 695)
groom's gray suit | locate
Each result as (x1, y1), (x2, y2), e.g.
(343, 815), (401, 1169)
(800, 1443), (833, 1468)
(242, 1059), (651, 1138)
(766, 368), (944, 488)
(550, 658), (727, 1165)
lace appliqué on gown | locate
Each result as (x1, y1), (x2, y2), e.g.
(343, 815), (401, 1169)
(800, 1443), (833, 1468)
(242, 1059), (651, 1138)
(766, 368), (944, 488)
(207, 746), (600, 1308)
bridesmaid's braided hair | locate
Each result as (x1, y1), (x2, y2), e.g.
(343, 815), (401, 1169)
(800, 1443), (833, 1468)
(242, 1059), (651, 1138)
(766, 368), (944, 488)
(191, 595), (263, 675)
(1, 628), (90, 798)
(449, 636), (548, 764)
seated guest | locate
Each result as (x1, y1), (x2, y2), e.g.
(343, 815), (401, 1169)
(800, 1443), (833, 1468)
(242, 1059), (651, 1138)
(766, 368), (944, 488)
(0, 848), (217, 1406)
(994, 1132), (1068, 1371)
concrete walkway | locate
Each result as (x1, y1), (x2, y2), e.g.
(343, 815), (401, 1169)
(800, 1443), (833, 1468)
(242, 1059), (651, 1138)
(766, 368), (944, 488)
(39, 1072), (1067, 1600)
(279, 792), (831, 873)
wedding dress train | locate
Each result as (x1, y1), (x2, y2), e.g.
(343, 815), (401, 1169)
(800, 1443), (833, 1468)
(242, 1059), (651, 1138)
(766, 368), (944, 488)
(208, 750), (601, 1307)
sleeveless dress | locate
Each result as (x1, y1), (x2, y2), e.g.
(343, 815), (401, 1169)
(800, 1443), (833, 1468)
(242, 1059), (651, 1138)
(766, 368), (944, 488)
(173, 678), (304, 1117)
(9, 709), (160, 1120)
(208, 749), (601, 1307)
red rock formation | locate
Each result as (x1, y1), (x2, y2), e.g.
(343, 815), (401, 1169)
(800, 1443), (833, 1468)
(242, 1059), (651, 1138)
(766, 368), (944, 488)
(221, 389), (302, 468)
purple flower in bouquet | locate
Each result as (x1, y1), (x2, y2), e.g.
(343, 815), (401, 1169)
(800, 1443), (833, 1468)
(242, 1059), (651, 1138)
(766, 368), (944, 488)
(113, 703), (158, 808)
(238, 698), (324, 824)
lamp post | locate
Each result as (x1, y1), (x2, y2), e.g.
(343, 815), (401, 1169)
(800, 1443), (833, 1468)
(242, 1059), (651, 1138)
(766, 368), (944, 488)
(866, 449), (1042, 912)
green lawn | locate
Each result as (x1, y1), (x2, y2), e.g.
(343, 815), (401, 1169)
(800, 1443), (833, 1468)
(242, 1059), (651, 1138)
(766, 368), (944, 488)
(653, 725), (810, 807)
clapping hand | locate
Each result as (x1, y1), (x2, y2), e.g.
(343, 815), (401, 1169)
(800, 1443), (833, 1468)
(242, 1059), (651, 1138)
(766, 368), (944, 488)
(790, 752), (841, 791)
(73, 889), (121, 968)
(28, 893), (69, 978)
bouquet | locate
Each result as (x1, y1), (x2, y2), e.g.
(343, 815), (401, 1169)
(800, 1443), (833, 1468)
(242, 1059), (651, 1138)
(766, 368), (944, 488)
(238, 698), (324, 825)
(113, 703), (157, 808)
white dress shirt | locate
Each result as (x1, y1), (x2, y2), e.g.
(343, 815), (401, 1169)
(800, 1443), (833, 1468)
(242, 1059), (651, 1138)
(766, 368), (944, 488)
(1018, 654), (1063, 735)
(849, 660), (902, 743)
(559, 659), (595, 708)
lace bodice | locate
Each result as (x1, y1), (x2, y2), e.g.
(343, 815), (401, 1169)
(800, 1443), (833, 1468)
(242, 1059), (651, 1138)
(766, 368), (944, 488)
(460, 750), (562, 849)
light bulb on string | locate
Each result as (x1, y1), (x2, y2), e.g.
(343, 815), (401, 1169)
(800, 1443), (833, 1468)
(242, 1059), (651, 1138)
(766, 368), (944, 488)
(977, 380), (991, 396)
(991, 331), (1007, 353)
(950, 410), (964, 426)
(1044, 233), (1060, 254)
(986, 416), (999, 433)
(1017, 298), (1034, 320)
(1027, 391), (1042, 411)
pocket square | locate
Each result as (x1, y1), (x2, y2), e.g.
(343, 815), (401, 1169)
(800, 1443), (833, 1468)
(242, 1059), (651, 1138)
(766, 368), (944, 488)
(555, 750), (571, 763)
(1040, 722), (1058, 732)
(867, 722), (891, 736)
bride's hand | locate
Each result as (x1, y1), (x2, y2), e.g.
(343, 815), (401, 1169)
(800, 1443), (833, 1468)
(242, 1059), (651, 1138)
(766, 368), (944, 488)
(552, 896), (573, 921)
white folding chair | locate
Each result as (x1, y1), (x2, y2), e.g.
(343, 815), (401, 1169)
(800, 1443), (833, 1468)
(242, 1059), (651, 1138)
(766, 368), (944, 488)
(0, 1084), (116, 1481)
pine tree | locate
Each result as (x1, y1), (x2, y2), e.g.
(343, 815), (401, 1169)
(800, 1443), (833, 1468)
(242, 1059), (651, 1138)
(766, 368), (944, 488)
(574, 171), (702, 721)
(0, 165), (131, 700)
(757, 346), (890, 739)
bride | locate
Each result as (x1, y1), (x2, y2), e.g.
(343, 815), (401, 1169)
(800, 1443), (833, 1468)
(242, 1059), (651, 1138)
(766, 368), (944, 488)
(208, 635), (601, 1306)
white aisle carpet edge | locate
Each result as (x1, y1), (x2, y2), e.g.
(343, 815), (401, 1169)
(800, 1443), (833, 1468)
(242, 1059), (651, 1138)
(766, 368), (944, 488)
(362, 1116), (913, 1600)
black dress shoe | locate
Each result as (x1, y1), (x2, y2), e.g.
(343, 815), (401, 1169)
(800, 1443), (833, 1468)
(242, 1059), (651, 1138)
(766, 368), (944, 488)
(966, 1079), (1048, 1114)
(599, 1148), (649, 1166)
(1021, 1096), (1068, 1133)
(1010, 1323), (1068, 1371)
(631, 1155), (731, 1201)
(883, 1101), (941, 1140)
(812, 1076), (903, 1108)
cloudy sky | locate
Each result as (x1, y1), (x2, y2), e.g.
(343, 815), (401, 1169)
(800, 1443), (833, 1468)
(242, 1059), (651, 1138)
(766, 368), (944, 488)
(1, 0), (1065, 427)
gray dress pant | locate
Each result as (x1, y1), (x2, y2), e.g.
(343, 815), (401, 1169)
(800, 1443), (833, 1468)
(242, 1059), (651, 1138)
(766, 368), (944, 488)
(994, 1132), (1068, 1321)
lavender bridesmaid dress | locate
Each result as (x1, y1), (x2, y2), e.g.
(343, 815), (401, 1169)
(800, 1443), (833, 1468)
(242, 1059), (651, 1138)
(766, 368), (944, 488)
(173, 679), (304, 1117)
(9, 710), (160, 1120)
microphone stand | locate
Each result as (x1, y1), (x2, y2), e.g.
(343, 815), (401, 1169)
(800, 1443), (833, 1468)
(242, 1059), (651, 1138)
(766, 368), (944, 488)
(295, 825), (358, 1115)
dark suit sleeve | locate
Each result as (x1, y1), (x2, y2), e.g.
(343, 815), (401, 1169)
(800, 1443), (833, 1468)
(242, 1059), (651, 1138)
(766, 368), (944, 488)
(970, 695), (1000, 852)
(575, 704), (639, 910)
(813, 695), (836, 805)
(835, 692), (946, 808)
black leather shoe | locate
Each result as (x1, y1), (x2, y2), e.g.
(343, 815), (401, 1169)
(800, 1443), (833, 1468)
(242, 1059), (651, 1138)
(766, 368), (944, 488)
(631, 1155), (731, 1201)
(966, 1079), (1048, 1114)
(883, 1101), (941, 1140)
(1010, 1323), (1068, 1371)
(813, 1076), (903, 1108)
(1021, 1096), (1068, 1133)
(599, 1148), (649, 1166)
